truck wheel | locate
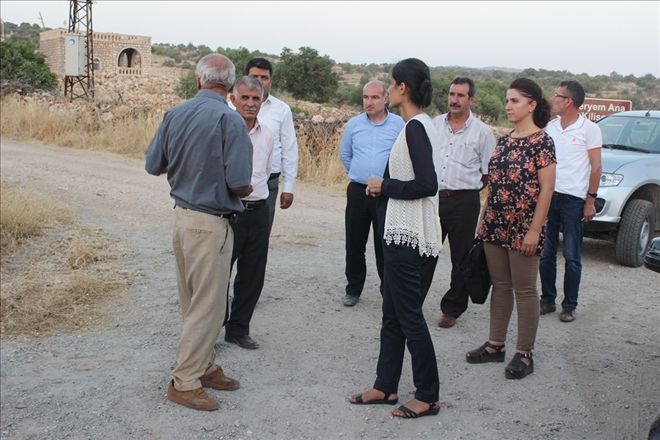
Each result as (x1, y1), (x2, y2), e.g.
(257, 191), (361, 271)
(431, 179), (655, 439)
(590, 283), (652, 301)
(615, 199), (654, 267)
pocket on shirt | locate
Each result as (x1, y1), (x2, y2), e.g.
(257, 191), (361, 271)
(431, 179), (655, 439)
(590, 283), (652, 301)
(455, 141), (481, 167)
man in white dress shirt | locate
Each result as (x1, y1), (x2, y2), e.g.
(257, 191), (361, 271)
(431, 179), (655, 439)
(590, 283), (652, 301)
(225, 76), (274, 350)
(432, 77), (496, 329)
(245, 58), (299, 230)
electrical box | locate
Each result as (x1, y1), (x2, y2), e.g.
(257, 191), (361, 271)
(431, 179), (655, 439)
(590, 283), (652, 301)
(64, 34), (87, 76)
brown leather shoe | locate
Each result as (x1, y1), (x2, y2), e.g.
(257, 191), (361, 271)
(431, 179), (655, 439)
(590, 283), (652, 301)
(167, 381), (219, 411)
(200, 365), (240, 391)
(559, 309), (575, 322)
(438, 314), (457, 328)
(540, 303), (556, 315)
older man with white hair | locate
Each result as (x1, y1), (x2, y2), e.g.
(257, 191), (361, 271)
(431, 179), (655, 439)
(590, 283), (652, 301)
(146, 53), (253, 411)
(224, 76), (274, 350)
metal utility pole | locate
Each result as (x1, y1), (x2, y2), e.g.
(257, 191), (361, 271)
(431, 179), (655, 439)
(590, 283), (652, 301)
(64, 0), (94, 101)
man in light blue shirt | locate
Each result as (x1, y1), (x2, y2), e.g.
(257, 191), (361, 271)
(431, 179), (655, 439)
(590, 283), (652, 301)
(339, 80), (404, 306)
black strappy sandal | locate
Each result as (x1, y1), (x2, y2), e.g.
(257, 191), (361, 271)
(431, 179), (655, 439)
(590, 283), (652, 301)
(349, 390), (398, 405)
(466, 341), (506, 364)
(392, 402), (441, 419)
(505, 352), (534, 379)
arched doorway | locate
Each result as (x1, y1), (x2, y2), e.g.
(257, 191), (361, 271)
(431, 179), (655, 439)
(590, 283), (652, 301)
(117, 48), (142, 74)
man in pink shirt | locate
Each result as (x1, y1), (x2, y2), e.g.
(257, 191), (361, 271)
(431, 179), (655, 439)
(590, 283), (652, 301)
(225, 76), (274, 349)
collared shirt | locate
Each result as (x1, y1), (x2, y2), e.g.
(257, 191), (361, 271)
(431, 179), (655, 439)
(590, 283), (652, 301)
(432, 111), (497, 190)
(244, 120), (274, 201)
(258, 94), (299, 193)
(546, 114), (602, 199)
(339, 110), (404, 184)
(145, 89), (253, 216)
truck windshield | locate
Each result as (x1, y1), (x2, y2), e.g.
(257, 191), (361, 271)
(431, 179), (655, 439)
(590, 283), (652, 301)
(598, 115), (660, 154)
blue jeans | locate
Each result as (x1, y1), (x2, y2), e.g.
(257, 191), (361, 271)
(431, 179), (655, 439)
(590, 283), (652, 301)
(539, 193), (585, 311)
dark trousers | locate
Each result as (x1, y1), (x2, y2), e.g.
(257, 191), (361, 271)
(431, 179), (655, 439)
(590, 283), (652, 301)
(345, 181), (384, 296)
(374, 242), (439, 404)
(539, 193), (585, 311)
(265, 172), (280, 235)
(439, 190), (481, 318)
(225, 201), (270, 337)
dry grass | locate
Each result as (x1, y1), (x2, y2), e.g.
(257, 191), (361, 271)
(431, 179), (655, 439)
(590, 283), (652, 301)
(296, 120), (348, 188)
(0, 184), (71, 254)
(1, 95), (353, 186)
(1, 95), (354, 186)
(0, 95), (161, 158)
(0, 185), (127, 338)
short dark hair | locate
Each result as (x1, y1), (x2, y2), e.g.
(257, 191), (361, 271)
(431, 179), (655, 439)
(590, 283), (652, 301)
(452, 76), (475, 97)
(559, 80), (585, 108)
(245, 58), (272, 77)
(509, 78), (551, 128)
(391, 58), (433, 108)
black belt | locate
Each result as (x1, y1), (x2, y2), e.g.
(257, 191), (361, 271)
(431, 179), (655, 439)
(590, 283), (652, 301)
(175, 205), (235, 219)
(242, 199), (266, 210)
(438, 189), (478, 198)
(553, 191), (583, 201)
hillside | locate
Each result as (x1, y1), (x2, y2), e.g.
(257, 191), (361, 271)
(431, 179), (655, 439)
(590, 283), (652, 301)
(2, 20), (658, 121)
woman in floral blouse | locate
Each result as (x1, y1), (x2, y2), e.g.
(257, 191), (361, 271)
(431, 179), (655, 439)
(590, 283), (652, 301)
(466, 78), (556, 380)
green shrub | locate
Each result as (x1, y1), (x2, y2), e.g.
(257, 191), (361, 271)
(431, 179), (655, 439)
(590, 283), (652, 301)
(0, 40), (57, 91)
(332, 83), (362, 107)
(175, 71), (197, 99)
(274, 47), (338, 103)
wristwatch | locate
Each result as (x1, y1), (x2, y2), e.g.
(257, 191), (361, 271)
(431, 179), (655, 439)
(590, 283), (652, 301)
(587, 192), (598, 198)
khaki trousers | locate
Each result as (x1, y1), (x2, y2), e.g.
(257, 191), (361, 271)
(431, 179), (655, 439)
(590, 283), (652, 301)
(171, 207), (233, 391)
(484, 243), (540, 352)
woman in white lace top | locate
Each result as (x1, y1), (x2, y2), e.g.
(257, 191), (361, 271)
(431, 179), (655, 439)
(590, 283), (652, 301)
(348, 58), (443, 419)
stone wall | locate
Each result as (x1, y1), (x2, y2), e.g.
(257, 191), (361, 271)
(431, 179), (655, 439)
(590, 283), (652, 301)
(39, 29), (152, 77)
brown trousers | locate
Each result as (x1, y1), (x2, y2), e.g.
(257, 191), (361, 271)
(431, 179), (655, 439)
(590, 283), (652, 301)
(171, 207), (233, 391)
(484, 243), (540, 352)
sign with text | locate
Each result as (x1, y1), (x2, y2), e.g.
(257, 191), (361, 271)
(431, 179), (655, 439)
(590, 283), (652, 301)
(579, 98), (633, 122)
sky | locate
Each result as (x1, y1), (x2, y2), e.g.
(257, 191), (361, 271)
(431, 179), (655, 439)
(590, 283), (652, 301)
(1, 0), (659, 77)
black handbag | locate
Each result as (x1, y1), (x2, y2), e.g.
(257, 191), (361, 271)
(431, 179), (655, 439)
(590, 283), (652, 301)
(460, 237), (492, 304)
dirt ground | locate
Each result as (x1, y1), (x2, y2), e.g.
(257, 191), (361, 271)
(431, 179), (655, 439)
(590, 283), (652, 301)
(1, 140), (658, 440)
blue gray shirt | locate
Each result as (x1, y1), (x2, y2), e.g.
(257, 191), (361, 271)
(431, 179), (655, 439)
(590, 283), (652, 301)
(339, 110), (404, 184)
(145, 89), (253, 216)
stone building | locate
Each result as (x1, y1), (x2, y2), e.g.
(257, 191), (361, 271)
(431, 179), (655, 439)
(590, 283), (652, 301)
(39, 29), (152, 76)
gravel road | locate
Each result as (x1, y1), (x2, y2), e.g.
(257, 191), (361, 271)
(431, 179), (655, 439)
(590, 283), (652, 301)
(1, 140), (658, 440)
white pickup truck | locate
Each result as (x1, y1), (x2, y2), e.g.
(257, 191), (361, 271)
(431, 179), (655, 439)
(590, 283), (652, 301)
(584, 110), (660, 267)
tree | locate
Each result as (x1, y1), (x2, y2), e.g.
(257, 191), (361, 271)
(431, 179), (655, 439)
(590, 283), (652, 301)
(175, 70), (196, 99)
(274, 46), (338, 103)
(0, 40), (57, 91)
(473, 93), (503, 124)
(431, 77), (452, 114)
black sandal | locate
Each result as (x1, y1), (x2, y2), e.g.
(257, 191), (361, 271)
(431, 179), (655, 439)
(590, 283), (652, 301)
(349, 390), (398, 405)
(466, 341), (506, 364)
(505, 352), (534, 379)
(392, 402), (441, 419)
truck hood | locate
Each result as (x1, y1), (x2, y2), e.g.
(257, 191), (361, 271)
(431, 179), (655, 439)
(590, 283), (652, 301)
(601, 149), (656, 173)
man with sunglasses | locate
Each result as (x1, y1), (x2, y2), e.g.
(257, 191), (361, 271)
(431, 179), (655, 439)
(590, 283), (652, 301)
(540, 80), (602, 323)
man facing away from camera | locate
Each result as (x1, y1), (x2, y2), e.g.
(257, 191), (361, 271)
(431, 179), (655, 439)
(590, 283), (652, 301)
(145, 53), (253, 411)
